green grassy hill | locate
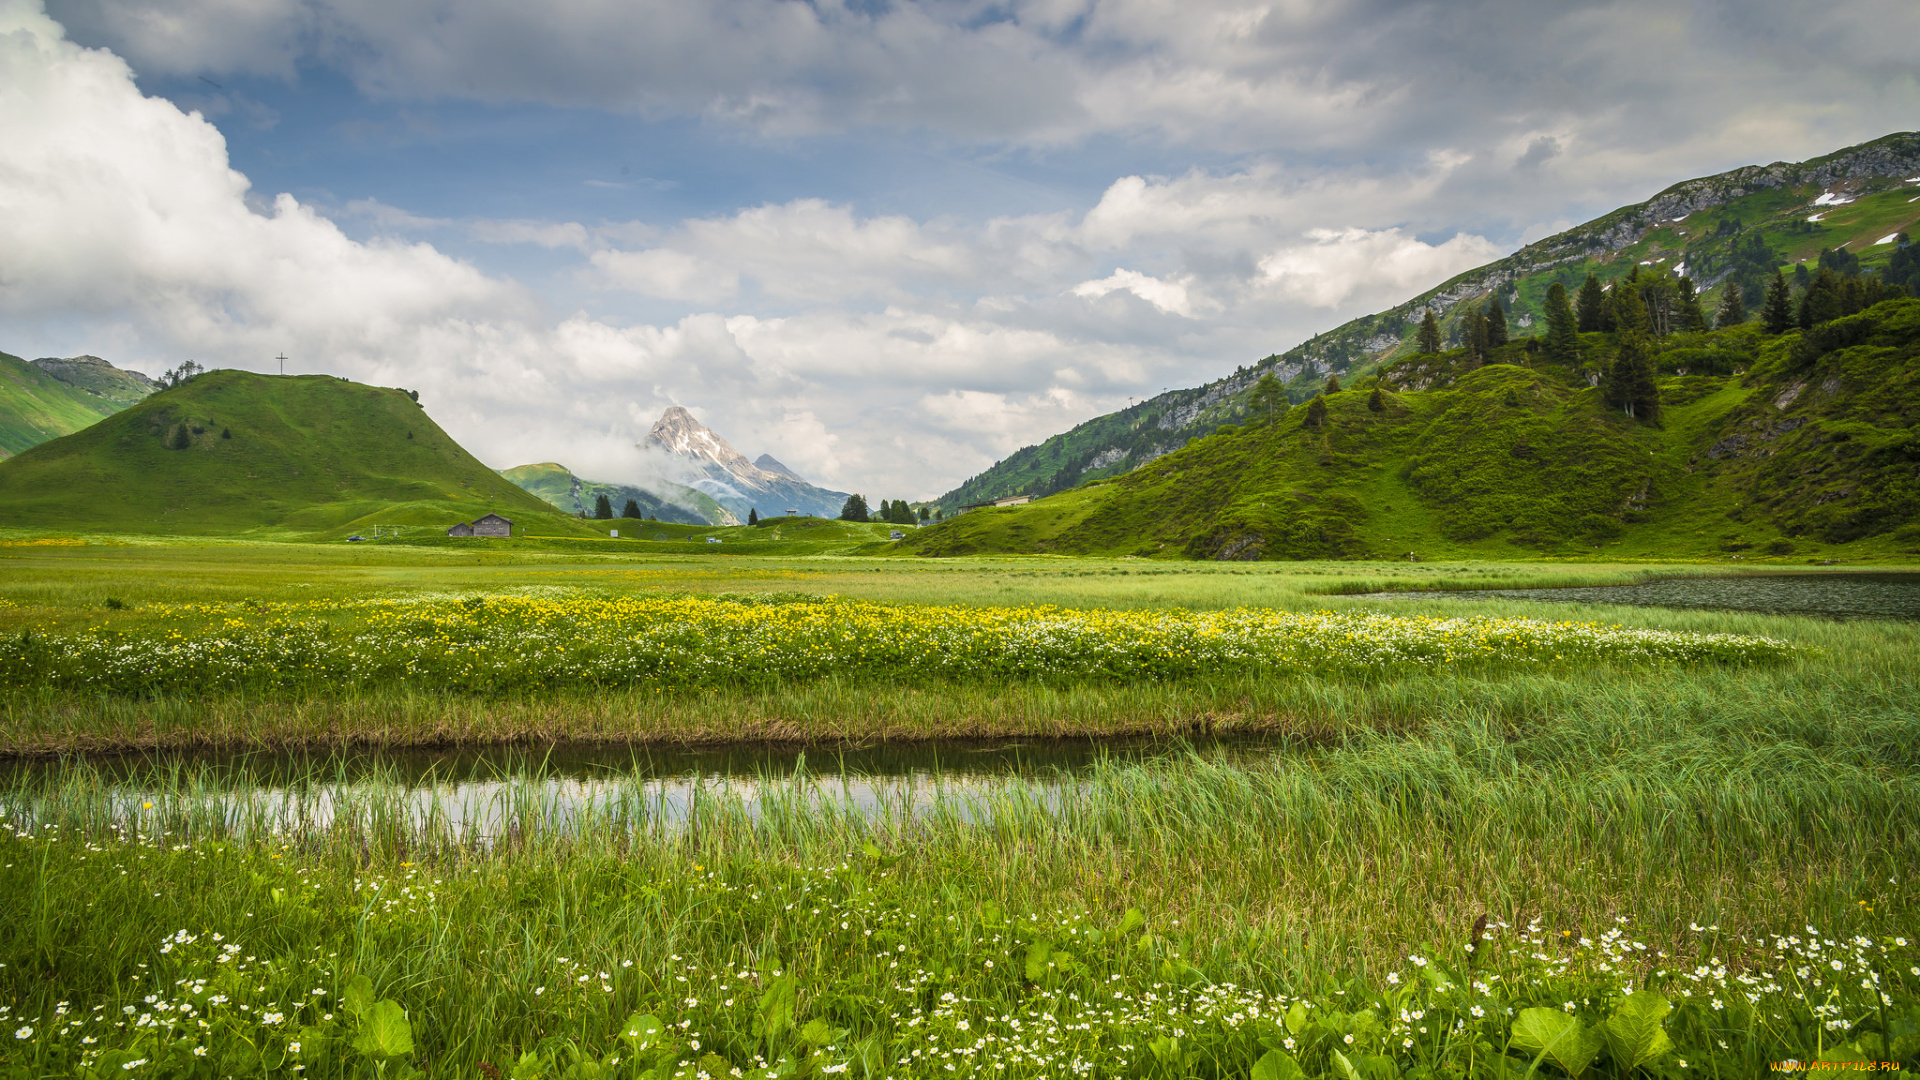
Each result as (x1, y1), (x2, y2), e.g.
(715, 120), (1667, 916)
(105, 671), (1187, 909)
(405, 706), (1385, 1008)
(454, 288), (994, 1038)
(499, 462), (728, 525)
(0, 370), (592, 539)
(903, 299), (1920, 562)
(934, 132), (1920, 510)
(0, 352), (126, 460)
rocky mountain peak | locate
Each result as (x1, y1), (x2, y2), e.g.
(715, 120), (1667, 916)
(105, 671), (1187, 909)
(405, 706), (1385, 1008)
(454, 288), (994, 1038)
(754, 453), (803, 481)
(646, 406), (759, 476)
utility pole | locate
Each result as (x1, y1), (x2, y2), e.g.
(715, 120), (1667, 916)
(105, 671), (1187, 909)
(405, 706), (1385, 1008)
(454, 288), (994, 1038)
(276, 352), (288, 376)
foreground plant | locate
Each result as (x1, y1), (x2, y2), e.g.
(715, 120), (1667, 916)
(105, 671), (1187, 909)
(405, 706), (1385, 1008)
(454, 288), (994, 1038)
(1, 816), (1911, 1078)
(0, 593), (1798, 696)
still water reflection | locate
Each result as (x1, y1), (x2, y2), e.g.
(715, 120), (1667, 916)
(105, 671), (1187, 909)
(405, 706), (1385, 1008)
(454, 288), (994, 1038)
(6, 737), (1283, 841)
(1370, 572), (1920, 621)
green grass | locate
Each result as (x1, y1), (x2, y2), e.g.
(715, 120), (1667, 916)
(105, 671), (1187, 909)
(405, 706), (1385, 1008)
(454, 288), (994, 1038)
(905, 301), (1920, 562)
(0, 352), (123, 460)
(0, 370), (609, 540)
(0, 544), (1916, 1073)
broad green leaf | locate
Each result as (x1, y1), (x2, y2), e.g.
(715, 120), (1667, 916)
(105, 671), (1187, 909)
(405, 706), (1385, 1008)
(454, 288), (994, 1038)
(1601, 992), (1673, 1071)
(1120, 908), (1145, 936)
(351, 999), (415, 1060)
(1284, 1002), (1310, 1035)
(1329, 1048), (1363, 1080)
(342, 974), (375, 1021)
(1818, 1044), (1873, 1064)
(619, 1013), (662, 1050)
(798, 1018), (834, 1047)
(1252, 1049), (1306, 1080)
(1511, 1008), (1602, 1076)
(511, 1050), (548, 1080)
(1024, 942), (1052, 982)
(757, 974), (798, 1041)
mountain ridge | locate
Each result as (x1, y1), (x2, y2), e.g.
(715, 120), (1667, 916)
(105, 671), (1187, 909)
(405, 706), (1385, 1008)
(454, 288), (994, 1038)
(931, 131), (1920, 510)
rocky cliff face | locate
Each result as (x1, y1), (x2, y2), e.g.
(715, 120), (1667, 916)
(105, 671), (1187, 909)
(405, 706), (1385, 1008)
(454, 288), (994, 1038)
(30, 355), (156, 409)
(641, 407), (849, 519)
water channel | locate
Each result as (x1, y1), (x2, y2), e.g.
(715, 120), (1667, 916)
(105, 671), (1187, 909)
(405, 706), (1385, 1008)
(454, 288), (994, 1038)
(1359, 571), (1920, 621)
(2, 737), (1283, 842)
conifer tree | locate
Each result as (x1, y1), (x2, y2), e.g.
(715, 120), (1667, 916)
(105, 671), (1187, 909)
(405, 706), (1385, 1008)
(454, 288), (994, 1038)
(1606, 334), (1661, 421)
(622, 498), (642, 518)
(1415, 308), (1442, 354)
(1250, 373), (1284, 422)
(593, 494), (613, 519)
(747, 507), (759, 525)
(1576, 274), (1607, 332)
(1324, 374), (1342, 394)
(1610, 277), (1649, 335)
(1543, 281), (1580, 365)
(1464, 305), (1488, 364)
(1797, 267), (1843, 329)
(1762, 270), (1795, 333)
(838, 494), (869, 522)
(1675, 277), (1706, 331)
(1484, 297), (1509, 348)
(1367, 386), (1386, 413)
(1714, 287), (1746, 328)
(1304, 395), (1329, 430)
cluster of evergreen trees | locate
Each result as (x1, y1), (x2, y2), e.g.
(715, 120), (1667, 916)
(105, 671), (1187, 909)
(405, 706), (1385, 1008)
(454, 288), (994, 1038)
(591, 495), (648, 520)
(837, 494), (928, 524)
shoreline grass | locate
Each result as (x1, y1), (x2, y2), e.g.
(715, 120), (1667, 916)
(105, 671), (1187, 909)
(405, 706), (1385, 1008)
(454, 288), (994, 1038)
(3, 738), (1915, 1076)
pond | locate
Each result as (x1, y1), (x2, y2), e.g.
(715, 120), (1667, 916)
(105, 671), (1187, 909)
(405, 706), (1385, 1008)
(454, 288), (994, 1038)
(1364, 571), (1920, 621)
(0, 737), (1285, 841)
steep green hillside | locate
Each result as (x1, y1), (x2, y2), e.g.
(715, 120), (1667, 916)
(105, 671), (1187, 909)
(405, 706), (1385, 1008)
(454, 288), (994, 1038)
(0, 352), (124, 460)
(499, 462), (725, 525)
(903, 299), (1920, 562)
(935, 132), (1920, 509)
(0, 370), (586, 538)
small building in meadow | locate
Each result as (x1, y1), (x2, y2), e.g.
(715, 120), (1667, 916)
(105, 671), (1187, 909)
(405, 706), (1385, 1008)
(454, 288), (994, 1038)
(472, 513), (512, 537)
(447, 513), (511, 538)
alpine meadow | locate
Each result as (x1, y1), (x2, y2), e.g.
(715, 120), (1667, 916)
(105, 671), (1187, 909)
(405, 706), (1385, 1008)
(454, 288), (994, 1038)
(3, 9), (1920, 1074)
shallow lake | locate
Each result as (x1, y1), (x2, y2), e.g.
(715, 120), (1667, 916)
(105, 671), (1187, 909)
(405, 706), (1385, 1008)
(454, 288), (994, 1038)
(2, 737), (1283, 841)
(1365, 571), (1920, 621)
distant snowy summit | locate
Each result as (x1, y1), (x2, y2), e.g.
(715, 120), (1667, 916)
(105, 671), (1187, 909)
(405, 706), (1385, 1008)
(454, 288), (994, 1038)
(642, 407), (848, 519)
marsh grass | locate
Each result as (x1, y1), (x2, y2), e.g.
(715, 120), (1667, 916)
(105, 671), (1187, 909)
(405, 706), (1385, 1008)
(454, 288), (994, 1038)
(2, 733), (1915, 1076)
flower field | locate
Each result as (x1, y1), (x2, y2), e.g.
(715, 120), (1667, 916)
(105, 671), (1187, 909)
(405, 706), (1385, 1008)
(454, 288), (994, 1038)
(0, 593), (1797, 696)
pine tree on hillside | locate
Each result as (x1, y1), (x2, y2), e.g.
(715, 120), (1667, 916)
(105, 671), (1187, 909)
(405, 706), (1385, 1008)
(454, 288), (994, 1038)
(1576, 274), (1607, 333)
(1304, 395), (1329, 430)
(622, 498), (642, 518)
(839, 494), (870, 522)
(748, 507), (759, 525)
(1606, 334), (1661, 421)
(1763, 270), (1795, 334)
(1714, 287), (1746, 329)
(1367, 386), (1386, 413)
(1415, 308), (1442, 354)
(1543, 282), (1580, 365)
(1250, 373), (1285, 422)
(1324, 374), (1342, 394)
(918, 506), (930, 522)
(593, 494), (613, 519)
(1797, 267), (1843, 329)
(1464, 305), (1489, 364)
(1610, 277), (1649, 335)
(1675, 277), (1706, 331)
(1484, 297), (1509, 349)
(1638, 275), (1675, 336)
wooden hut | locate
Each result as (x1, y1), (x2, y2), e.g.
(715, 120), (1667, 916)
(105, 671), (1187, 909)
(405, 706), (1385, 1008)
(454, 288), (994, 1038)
(446, 522), (474, 537)
(471, 513), (512, 538)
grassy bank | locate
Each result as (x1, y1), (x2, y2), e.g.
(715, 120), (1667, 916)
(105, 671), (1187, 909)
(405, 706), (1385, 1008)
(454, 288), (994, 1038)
(2, 736), (1915, 1077)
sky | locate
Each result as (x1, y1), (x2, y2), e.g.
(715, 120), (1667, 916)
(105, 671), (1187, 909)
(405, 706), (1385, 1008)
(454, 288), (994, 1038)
(2, 0), (1916, 498)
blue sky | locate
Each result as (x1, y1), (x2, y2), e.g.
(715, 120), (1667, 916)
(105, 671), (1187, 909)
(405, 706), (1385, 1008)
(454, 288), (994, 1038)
(4, 0), (1916, 497)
